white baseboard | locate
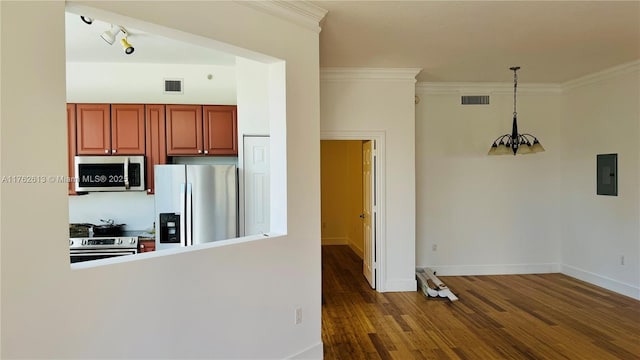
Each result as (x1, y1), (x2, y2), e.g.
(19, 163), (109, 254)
(422, 263), (562, 276)
(321, 237), (348, 245)
(382, 278), (417, 292)
(561, 264), (640, 300)
(287, 341), (323, 359)
(415, 263), (639, 300)
(348, 241), (364, 259)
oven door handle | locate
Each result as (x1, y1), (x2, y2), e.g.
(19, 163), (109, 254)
(69, 250), (136, 264)
(70, 250), (136, 255)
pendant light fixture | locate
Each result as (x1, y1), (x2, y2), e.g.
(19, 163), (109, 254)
(488, 66), (544, 155)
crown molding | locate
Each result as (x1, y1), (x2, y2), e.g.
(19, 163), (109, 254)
(415, 82), (561, 95)
(239, 0), (328, 33)
(321, 68), (422, 82)
(415, 60), (640, 94)
(561, 60), (640, 91)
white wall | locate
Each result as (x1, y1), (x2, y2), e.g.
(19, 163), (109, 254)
(68, 192), (154, 231)
(236, 57), (271, 236)
(1, 1), (322, 359)
(67, 62), (237, 104)
(320, 69), (419, 292)
(415, 84), (564, 275)
(560, 63), (640, 299)
(415, 63), (640, 300)
(236, 57), (270, 135)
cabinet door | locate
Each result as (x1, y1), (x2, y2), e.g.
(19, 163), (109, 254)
(203, 105), (238, 155)
(145, 105), (167, 194)
(111, 104), (146, 155)
(67, 104), (77, 195)
(138, 239), (156, 253)
(76, 104), (111, 155)
(166, 105), (203, 155)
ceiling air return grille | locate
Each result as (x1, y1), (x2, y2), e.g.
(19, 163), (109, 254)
(164, 79), (183, 94)
(461, 95), (490, 105)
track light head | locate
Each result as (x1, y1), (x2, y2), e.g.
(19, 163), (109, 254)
(101, 29), (116, 45)
(121, 38), (134, 55)
(80, 16), (93, 25)
(93, 23), (136, 55)
(100, 25), (123, 45)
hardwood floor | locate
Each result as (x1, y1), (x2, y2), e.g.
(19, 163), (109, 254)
(321, 245), (640, 359)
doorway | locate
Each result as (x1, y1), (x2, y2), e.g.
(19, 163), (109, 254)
(320, 133), (385, 291)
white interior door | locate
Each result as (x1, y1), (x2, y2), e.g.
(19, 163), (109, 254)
(244, 136), (270, 236)
(362, 140), (376, 289)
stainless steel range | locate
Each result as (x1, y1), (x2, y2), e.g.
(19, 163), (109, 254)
(69, 236), (138, 263)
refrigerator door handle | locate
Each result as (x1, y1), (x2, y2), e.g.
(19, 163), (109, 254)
(186, 183), (193, 246)
(180, 183), (187, 247)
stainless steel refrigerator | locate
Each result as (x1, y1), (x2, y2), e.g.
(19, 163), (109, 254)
(154, 164), (238, 251)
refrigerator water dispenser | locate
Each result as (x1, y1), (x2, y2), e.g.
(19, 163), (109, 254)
(159, 213), (181, 244)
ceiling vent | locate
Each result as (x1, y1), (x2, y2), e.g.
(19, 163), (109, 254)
(164, 79), (183, 94)
(461, 95), (489, 105)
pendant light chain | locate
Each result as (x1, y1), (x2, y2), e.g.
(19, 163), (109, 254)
(513, 68), (518, 118)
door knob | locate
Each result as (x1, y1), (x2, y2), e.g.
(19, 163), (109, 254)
(359, 214), (365, 219)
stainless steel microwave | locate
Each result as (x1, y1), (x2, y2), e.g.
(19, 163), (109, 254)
(74, 156), (145, 192)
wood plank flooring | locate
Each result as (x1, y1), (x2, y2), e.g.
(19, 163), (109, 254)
(322, 245), (640, 359)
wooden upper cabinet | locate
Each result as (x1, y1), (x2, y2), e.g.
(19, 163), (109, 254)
(76, 104), (145, 155)
(67, 104), (77, 195)
(76, 104), (111, 155)
(166, 105), (203, 155)
(145, 105), (167, 194)
(111, 104), (146, 155)
(203, 105), (238, 155)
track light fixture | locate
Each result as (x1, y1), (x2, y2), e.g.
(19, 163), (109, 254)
(99, 25), (135, 55)
(121, 37), (135, 54)
(100, 25), (123, 45)
(79, 15), (136, 56)
(80, 16), (93, 25)
(488, 66), (544, 156)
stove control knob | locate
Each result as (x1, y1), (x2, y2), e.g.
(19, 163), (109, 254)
(69, 240), (74, 246)
(130, 239), (136, 244)
(81, 239), (87, 245)
(117, 239), (123, 245)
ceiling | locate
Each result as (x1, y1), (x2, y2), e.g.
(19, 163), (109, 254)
(65, 12), (236, 66)
(66, 1), (640, 83)
(315, 1), (640, 83)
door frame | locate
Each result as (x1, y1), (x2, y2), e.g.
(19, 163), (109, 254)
(320, 131), (386, 292)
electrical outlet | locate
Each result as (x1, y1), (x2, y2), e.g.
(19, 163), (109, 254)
(295, 307), (302, 325)
(620, 255), (625, 266)
(432, 244), (437, 251)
